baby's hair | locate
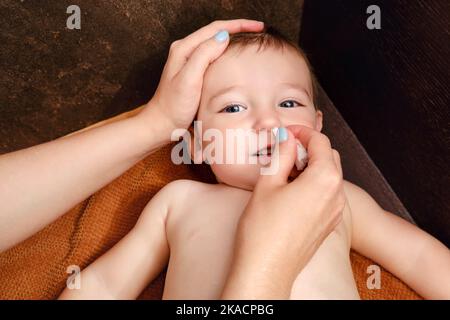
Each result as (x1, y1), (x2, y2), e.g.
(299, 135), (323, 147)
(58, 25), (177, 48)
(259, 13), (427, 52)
(227, 26), (319, 109)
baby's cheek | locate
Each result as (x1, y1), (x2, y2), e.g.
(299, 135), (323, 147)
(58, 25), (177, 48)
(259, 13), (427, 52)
(208, 134), (254, 162)
(281, 110), (317, 128)
(282, 119), (315, 129)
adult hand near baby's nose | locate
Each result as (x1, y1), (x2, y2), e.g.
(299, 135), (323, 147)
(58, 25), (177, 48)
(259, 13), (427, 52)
(139, 19), (264, 132)
(222, 126), (345, 299)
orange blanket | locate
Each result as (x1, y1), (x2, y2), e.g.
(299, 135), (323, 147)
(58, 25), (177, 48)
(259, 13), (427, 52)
(0, 143), (421, 299)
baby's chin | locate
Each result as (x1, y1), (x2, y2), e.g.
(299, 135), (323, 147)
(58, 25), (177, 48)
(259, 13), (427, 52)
(212, 165), (304, 191)
(211, 164), (261, 191)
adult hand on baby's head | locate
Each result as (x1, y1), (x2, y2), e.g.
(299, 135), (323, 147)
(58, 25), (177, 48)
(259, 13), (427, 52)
(222, 126), (345, 299)
(140, 19), (264, 133)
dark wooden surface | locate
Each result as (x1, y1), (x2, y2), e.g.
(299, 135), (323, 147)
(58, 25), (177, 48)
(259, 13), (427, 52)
(300, 0), (450, 246)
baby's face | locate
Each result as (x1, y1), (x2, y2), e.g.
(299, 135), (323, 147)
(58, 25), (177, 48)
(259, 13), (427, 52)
(196, 45), (323, 190)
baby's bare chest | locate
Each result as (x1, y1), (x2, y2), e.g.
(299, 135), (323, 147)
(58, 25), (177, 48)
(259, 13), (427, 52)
(162, 188), (356, 299)
(167, 187), (351, 249)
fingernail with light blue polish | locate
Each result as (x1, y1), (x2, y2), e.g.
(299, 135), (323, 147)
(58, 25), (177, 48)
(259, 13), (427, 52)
(214, 30), (229, 43)
(277, 127), (288, 142)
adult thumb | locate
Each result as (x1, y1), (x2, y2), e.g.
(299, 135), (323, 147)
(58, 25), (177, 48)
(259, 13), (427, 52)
(259, 127), (297, 187)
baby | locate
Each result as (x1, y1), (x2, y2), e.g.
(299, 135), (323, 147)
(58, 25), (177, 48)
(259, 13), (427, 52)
(59, 29), (450, 300)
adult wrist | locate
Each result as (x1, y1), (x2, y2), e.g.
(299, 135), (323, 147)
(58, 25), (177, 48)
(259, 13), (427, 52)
(221, 227), (297, 299)
(131, 102), (175, 156)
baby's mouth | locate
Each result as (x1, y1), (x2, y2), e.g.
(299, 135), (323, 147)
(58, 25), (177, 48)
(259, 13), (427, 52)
(253, 145), (273, 157)
(253, 145), (275, 165)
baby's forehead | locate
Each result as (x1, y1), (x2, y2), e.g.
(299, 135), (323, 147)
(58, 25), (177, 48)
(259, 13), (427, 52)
(201, 45), (312, 95)
(210, 44), (309, 74)
(221, 43), (306, 64)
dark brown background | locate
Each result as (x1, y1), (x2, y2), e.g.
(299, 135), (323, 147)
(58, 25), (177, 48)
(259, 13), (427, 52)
(300, 0), (450, 246)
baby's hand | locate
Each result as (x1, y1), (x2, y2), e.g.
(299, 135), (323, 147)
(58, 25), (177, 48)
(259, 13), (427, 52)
(140, 19), (264, 132)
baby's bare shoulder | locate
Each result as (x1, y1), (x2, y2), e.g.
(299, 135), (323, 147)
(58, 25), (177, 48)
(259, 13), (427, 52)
(134, 180), (213, 232)
(160, 179), (217, 196)
(157, 179), (218, 209)
(342, 179), (386, 225)
(343, 179), (378, 210)
(342, 180), (362, 199)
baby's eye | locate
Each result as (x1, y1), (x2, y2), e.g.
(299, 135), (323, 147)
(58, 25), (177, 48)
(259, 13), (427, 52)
(279, 100), (303, 108)
(221, 104), (246, 113)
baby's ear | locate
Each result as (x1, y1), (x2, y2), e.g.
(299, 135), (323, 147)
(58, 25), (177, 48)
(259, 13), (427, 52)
(315, 109), (323, 132)
(187, 125), (203, 164)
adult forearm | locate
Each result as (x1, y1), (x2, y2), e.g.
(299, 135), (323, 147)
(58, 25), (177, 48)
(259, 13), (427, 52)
(0, 105), (172, 252)
(220, 215), (317, 300)
(221, 252), (296, 299)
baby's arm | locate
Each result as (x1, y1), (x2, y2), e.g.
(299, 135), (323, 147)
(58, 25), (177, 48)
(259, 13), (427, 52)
(58, 182), (175, 300)
(345, 181), (450, 299)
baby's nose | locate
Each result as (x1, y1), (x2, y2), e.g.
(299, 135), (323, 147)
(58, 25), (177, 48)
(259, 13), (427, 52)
(253, 108), (282, 133)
